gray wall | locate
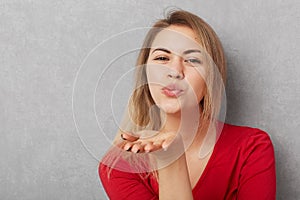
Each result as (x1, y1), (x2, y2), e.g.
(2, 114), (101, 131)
(1, 0), (299, 199)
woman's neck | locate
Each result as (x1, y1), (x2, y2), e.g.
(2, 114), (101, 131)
(160, 107), (209, 154)
(161, 111), (181, 133)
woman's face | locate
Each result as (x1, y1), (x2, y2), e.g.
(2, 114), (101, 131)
(146, 25), (208, 114)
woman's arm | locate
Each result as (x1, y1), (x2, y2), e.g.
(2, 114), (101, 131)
(158, 153), (193, 200)
(121, 132), (194, 200)
(99, 163), (158, 200)
(237, 130), (276, 199)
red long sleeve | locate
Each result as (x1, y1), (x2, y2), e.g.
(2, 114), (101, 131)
(99, 164), (158, 200)
(99, 124), (276, 199)
(237, 129), (276, 199)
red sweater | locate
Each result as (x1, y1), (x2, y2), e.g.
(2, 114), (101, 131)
(99, 124), (276, 199)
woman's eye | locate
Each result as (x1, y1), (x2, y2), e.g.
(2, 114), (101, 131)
(154, 56), (169, 61)
(185, 58), (202, 65)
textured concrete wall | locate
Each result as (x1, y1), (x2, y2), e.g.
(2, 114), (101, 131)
(0, 0), (299, 199)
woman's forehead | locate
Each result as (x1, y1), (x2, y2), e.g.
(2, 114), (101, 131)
(150, 25), (202, 54)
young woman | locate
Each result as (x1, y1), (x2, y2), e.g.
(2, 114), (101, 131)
(99, 10), (276, 199)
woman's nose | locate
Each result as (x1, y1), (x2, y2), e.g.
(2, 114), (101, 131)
(167, 57), (184, 80)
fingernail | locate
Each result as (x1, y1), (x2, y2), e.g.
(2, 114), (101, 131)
(162, 144), (167, 151)
(126, 147), (132, 151)
(121, 134), (127, 140)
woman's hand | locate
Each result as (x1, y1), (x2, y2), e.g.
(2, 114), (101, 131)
(120, 131), (177, 153)
(118, 130), (187, 170)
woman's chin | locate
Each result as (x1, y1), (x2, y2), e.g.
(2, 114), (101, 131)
(158, 102), (181, 114)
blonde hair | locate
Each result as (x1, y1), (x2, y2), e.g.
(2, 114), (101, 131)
(129, 10), (226, 131)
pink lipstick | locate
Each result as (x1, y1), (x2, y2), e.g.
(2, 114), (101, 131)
(162, 84), (184, 97)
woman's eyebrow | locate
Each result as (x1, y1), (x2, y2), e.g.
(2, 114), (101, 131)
(151, 48), (171, 54)
(183, 49), (202, 55)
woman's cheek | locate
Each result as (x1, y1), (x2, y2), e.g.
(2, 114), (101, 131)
(146, 64), (165, 83)
(186, 74), (207, 104)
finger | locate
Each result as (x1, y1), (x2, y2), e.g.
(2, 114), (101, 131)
(144, 142), (163, 152)
(162, 137), (175, 150)
(131, 143), (143, 153)
(121, 132), (139, 142)
(144, 142), (155, 153)
(123, 141), (134, 151)
(153, 139), (164, 147)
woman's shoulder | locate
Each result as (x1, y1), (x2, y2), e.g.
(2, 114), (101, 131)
(221, 123), (272, 141)
(216, 124), (276, 199)
(218, 123), (274, 153)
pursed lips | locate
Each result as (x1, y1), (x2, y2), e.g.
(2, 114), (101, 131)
(162, 83), (184, 97)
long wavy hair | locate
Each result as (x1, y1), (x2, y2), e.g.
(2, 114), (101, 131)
(128, 10), (226, 132)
